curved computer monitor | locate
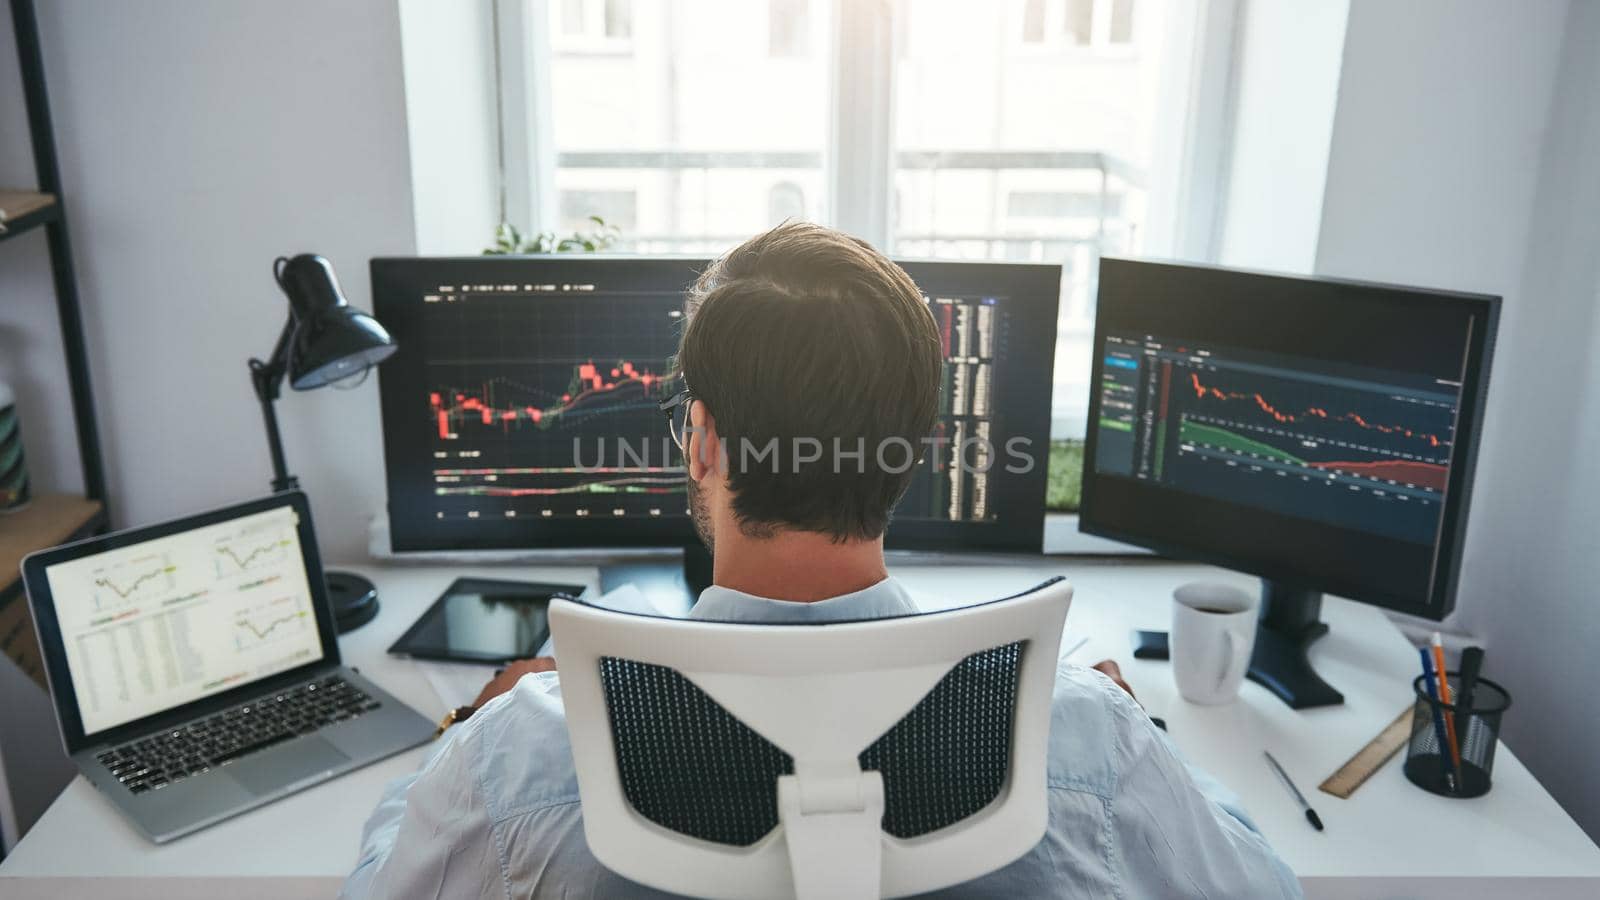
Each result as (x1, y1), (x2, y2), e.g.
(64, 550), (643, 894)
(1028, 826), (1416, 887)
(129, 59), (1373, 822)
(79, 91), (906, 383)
(1080, 258), (1498, 708)
(370, 256), (1058, 561)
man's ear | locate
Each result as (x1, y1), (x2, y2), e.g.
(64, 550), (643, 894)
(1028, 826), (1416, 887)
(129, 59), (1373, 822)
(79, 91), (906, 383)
(686, 401), (724, 482)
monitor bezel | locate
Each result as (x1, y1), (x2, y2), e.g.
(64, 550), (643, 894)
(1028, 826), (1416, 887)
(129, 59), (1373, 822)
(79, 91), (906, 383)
(1078, 257), (1498, 621)
(21, 491), (340, 754)
(371, 255), (1060, 556)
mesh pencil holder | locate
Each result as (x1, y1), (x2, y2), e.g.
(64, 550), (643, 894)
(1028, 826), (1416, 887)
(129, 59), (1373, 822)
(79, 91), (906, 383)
(1403, 673), (1511, 798)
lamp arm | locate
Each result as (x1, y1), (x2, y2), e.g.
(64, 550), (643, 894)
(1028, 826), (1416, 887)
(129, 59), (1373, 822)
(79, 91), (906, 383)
(250, 316), (300, 492)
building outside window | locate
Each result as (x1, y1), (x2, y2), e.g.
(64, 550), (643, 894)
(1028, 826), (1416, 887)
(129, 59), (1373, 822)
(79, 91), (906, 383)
(553, 0), (634, 50)
(1020, 0), (1135, 48)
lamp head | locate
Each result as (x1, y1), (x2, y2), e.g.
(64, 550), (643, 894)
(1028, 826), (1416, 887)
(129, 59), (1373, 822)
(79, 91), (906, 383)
(274, 254), (397, 390)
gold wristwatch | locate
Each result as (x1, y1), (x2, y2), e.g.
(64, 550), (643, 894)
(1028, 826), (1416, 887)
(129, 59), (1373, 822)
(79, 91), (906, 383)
(432, 705), (478, 739)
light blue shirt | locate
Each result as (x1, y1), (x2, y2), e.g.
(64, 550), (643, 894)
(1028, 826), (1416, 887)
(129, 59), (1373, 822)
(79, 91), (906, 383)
(342, 578), (1302, 899)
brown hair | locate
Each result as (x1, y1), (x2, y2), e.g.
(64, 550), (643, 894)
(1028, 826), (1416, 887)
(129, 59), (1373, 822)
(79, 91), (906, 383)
(677, 222), (943, 540)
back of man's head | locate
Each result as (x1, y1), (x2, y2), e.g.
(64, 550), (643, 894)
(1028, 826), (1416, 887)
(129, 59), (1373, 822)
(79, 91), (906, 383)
(678, 222), (942, 541)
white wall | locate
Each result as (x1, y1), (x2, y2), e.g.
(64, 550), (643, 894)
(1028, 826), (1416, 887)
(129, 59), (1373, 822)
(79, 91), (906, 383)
(1312, 0), (1564, 625)
(1307, 0), (1600, 837)
(1314, 0), (1564, 293)
(0, 0), (417, 562)
(398, 0), (500, 255)
(1457, 0), (1600, 839)
(1215, 0), (1348, 272)
(0, 0), (416, 841)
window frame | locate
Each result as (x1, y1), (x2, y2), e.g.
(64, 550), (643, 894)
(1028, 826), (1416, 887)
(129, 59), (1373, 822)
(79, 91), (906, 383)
(501, 0), (1243, 553)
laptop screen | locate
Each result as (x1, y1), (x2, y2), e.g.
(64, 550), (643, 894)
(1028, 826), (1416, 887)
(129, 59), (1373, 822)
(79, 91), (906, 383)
(43, 504), (326, 736)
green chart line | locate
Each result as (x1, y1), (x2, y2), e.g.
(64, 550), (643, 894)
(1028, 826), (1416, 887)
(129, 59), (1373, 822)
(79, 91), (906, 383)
(1180, 419), (1306, 466)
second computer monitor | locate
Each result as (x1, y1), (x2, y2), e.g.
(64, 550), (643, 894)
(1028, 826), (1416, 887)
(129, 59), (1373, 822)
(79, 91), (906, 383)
(371, 256), (1058, 555)
(1081, 258), (1498, 621)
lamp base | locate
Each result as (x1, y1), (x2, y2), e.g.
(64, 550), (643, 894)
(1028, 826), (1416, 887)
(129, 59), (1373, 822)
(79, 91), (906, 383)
(326, 570), (379, 634)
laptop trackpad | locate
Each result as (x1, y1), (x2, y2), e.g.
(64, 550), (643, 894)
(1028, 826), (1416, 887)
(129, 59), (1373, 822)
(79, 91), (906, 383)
(225, 736), (351, 796)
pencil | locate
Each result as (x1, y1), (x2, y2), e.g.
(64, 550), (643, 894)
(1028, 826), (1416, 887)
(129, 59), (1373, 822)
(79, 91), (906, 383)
(1431, 632), (1463, 779)
(1420, 647), (1458, 792)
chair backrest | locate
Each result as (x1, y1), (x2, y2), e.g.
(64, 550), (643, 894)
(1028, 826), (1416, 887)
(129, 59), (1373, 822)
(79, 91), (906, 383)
(550, 577), (1072, 900)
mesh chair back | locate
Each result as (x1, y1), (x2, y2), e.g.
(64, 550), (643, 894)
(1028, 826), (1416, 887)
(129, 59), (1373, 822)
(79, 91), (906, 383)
(553, 577), (1072, 900)
(598, 641), (1024, 847)
(600, 657), (794, 846)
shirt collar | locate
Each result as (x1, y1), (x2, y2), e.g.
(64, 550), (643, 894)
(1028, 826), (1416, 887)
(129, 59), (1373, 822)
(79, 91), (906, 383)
(688, 576), (919, 624)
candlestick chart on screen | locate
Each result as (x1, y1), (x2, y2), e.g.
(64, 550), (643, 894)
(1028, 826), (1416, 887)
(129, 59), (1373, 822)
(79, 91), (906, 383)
(420, 288), (690, 521)
(414, 286), (1014, 526)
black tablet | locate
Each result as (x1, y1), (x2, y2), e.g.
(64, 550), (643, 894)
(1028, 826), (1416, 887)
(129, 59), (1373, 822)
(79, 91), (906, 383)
(388, 577), (584, 664)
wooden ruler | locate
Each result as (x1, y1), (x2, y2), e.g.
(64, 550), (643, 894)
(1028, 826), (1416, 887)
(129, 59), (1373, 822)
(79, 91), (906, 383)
(1319, 707), (1413, 799)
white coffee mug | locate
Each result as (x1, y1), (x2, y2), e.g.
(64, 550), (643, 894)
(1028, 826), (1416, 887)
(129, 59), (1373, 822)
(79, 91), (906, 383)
(1171, 582), (1259, 705)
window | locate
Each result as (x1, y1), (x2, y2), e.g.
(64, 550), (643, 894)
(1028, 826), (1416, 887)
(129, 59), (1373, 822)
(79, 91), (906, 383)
(506, 0), (1199, 511)
(769, 0), (811, 58)
(1019, 0), (1134, 50)
(560, 189), (638, 232)
(554, 0), (633, 52)
(894, 0), (1165, 439)
(1109, 0), (1135, 43)
(1065, 0), (1093, 45)
(546, 0), (830, 253)
(768, 181), (807, 223)
(1006, 190), (1123, 220)
(1022, 0), (1046, 43)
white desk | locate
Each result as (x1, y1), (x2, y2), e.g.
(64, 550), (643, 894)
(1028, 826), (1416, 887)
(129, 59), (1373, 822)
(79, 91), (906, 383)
(3, 559), (1598, 899)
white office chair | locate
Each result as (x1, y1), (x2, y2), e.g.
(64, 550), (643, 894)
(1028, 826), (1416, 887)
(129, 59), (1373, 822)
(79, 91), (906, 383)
(549, 577), (1073, 900)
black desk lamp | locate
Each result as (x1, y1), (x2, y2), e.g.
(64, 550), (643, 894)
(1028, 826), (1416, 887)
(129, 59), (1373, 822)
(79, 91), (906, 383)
(250, 254), (397, 633)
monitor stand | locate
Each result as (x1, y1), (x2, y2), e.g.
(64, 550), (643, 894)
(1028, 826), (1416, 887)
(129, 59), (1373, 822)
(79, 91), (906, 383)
(597, 544), (713, 614)
(1249, 581), (1343, 709)
(1133, 579), (1345, 710)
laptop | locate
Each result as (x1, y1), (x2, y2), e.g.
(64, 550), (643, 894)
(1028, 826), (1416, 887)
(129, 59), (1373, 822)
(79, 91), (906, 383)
(20, 491), (435, 843)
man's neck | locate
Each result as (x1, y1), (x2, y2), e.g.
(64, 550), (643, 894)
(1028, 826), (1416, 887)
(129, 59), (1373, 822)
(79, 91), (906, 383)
(711, 529), (888, 603)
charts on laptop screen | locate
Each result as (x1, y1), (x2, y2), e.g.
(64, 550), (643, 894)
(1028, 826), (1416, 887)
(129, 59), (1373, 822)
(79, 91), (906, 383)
(44, 505), (323, 735)
(373, 257), (1057, 554)
(1080, 258), (1497, 618)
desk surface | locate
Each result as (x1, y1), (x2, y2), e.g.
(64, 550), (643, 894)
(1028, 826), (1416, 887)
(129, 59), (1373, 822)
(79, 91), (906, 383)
(3, 559), (1598, 899)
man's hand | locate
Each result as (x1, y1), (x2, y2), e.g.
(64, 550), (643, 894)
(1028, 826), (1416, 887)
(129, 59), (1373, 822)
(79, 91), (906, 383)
(472, 657), (557, 708)
(1092, 659), (1135, 701)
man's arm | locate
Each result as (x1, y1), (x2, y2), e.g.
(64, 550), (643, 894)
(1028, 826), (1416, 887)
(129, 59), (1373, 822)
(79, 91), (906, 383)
(340, 721), (501, 900)
(340, 661), (554, 900)
(1086, 664), (1302, 899)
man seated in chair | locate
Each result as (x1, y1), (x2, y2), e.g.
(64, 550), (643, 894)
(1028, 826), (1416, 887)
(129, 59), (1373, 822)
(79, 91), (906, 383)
(343, 223), (1302, 899)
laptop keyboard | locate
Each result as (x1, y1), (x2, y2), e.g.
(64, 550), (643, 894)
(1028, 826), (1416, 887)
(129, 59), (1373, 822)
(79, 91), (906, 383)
(95, 674), (380, 794)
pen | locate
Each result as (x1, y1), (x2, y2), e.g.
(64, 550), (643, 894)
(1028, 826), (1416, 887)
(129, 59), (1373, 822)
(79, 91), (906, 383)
(1263, 750), (1324, 832)
(1420, 647), (1458, 792)
(1431, 632), (1463, 776)
(1454, 646), (1485, 744)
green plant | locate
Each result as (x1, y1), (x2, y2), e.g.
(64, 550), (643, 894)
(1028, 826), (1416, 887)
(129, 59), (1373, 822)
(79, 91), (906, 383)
(1046, 438), (1084, 513)
(484, 216), (622, 254)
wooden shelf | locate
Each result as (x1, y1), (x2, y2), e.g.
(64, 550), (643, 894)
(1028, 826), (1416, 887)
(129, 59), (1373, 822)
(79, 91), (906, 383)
(0, 188), (59, 242)
(0, 493), (105, 689)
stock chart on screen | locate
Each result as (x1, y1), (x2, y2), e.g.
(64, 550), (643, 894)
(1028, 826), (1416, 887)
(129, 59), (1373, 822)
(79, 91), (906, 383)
(1094, 333), (1462, 544)
(420, 282), (688, 523)
(375, 258), (1058, 552)
(1080, 257), (1497, 620)
(419, 287), (1011, 524)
